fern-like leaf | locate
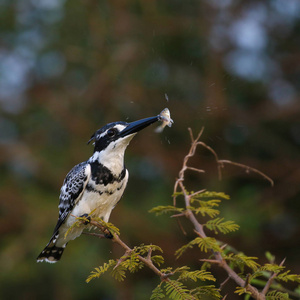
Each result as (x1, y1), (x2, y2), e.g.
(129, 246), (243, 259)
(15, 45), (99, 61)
(86, 259), (116, 283)
(121, 252), (144, 273)
(165, 280), (194, 300)
(225, 253), (260, 272)
(152, 255), (165, 267)
(205, 218), (239, 234)
(178, 270), (216, 282)
(137, 244), (163, 255)
(110, 264), (126, 281)
(189, 205), (220, 218)
(261, 264), (285, 273)
(191, 191), (230, 201)
(175, 243), (194, 259)
(149, 205), (184, 216)
(150, 284), (165, 300)
(176, 237), (221, 259)
(235, 286), (251, 296)
(276, 270), (300, 283)
(196, 237), (221, 253)
(266, 290), (289, 300)
(190, 285), (222, 299)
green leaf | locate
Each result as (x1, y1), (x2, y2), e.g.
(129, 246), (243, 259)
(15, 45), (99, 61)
(149, 205), (185, 216)
(190, 285), (222, 299)
(191, 191), (230, 201)
(121, 252), (144, 273)
(150, 284), (165, 300)
(189, 205), (220, 218)
(266, 290), (289, 300)
(152, 255), (165, 266)
(265, 251), (276, 263)
(137, 244), (163, 255)
(276, 271), (300, 283)
(161, 267), (174, 274)
(175, 237), (221, 259)
(178, 270), (216, 282)
(225, 253), (260, 272)
(86, 259), (116, 283)
(190, 199), (221, 207)
(260, 263), (285, 273)
(165, 280), (194, 300)
(196, 237), (221, 253)
(173, 266), (190, 273)
(204, 218), (240, 234)
(110, 264), (126, 281)
(234, 286), (251, 296)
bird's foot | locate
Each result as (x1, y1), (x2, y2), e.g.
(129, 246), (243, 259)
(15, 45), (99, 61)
(104, 229), (113, 239)
(79, 214), (91, 225)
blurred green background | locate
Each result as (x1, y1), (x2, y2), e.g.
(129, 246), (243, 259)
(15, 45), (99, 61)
(1, 0), (299, 299)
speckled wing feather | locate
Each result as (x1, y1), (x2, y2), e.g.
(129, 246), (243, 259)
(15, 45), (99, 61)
(53, 161), (90, 233)
(37, 162), (91, 263)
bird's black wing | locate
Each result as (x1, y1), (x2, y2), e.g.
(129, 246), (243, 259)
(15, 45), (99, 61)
(52, 161), (90, 234)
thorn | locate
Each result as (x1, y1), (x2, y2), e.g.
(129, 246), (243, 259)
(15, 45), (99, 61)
(113, 250), (132, 270)
(189, 189), (206, 198)
(220, 277), (230, 290)
(193, 229), (204, 238)
(279, 257), (286, 266)
(220, 244), (228, 250)
(170, 213), (185, 218)
(186, 167), (205, 173)
(200, 259), (221, 265)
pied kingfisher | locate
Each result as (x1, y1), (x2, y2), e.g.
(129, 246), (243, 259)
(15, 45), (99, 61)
(37, 114), (161, 263)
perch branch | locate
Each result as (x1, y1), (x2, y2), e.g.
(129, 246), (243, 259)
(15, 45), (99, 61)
(88, 220), (172, 282)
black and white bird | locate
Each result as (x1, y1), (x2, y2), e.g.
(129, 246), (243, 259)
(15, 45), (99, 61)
(37, 114), (163, 263)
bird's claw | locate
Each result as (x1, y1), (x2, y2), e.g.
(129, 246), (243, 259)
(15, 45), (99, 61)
(79, 214), (91, 225)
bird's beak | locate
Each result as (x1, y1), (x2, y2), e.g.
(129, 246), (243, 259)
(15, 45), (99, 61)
(119, 116), (159, 138)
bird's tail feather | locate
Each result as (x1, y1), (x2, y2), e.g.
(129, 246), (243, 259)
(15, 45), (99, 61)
(37, 234), (67, 263)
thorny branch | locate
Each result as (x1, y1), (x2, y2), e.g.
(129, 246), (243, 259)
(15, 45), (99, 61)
(85, 220), (172, 282)
(173, 127), (275, 300)
(261, 258), (286, 296)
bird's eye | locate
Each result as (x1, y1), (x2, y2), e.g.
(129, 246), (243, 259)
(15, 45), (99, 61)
(107, 128), (117, 137)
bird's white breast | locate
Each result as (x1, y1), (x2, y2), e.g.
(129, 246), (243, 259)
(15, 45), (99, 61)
(57, 171), (128, 247)
(68, 170), (128, 225)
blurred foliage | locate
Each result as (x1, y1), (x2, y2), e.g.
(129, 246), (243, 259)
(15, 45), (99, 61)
(0, 0), (299, 299)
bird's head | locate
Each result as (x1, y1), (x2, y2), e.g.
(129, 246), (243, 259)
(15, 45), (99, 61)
(87, 115), (160, 154)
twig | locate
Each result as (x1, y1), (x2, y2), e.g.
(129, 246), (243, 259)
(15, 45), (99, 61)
(220, 276), (230, 290)
(196, 141), (222, 180)
(200, 259), (222, 265)
(261, 258), (286, 295)
(114, 249), (132, 270)
(87, 220), (170, 281)
(219, 160), (274, 186)
(189, 189), (206, 198)
(186, 166), (205, 173)
(82, 232), (106, 239)
(170, 213), (186, 218)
